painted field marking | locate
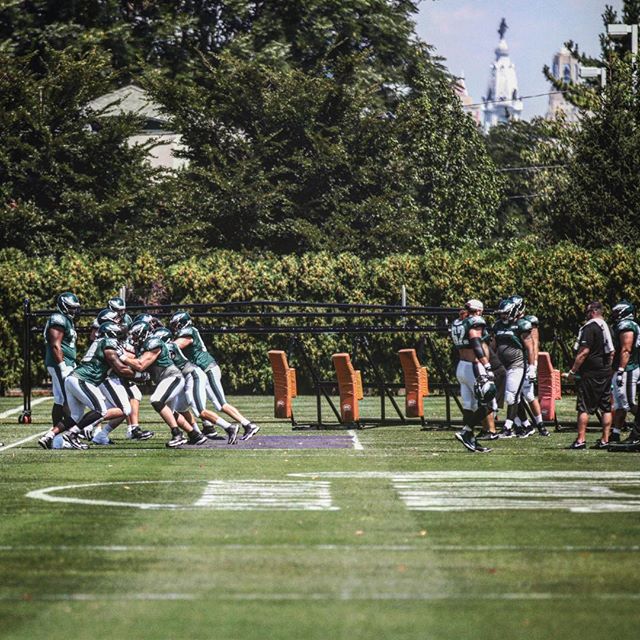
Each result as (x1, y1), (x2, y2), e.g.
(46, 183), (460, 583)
(348, 430), (364, 450)
(2, 592), (640, 603)
(193, 480), (338, 510)
(26, 479), (339, 511)
(0, 431), (48, 453)
(0, 396), (51, 419)
(0, 543), (638, 553)
(290, 471), (640, 514)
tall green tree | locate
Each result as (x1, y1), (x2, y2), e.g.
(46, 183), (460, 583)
(0, 48), (159, 255)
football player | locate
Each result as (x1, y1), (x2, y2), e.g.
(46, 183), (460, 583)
(121, 321), (207, 448)
(88, 307), (152, 443)
(514, 298), (550, 437)
(39, 322), (138, 450)
(152, 327), (239, 444)
(449, 299), (494, 453)
(43, 292), (80, 429)
(491, 297), (534, 438)
(169, 311), (260, 441)
(609, 300), (640, 444)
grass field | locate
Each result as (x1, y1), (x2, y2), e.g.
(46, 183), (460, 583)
(1, 394), (639, 640)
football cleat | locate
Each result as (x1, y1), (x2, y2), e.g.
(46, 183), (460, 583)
(128, 426), (155, 441)
(517, 425), (536, 439)
(38, 434), (54, 450)
(202, 424), (225, 440)
(473, 439), (492, 453)
(62, 432), (89, 450)
(537, 425), (551, 437)
(498, 428), (515, 439)
(608, 431), (621, 443)
(166, 433), (186, 448)
(224, 424), (240, 445)
(566, 439), (586, 450)
(241, 423), (260, 441)
(476, 430), (499, 441)
(92, 431), (114, 445)
(187, 431), (208, 446)
(454, 430), (477, 452)
(590, 438), (609, 450)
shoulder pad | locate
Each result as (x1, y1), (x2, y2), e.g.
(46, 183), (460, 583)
(91, 318), (100, 329)
(526, 314), (539, 326)
(177, 326), (194, 338)
(618, 320), (638, 332)
(48, 313), (68, 328)
(518, 319), (533, 332)
(143, 337), (164, 352)
(102, 338), (119, 350)
(467, 316), (486, 329)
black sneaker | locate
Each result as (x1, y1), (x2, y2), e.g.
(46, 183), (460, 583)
(608, 431), (621, 443)
(590, 438), (610, 449)
(224, 424), (240, 445)
(454, 430), (477, 452)
(129, 426), (155, 441)
(62, 432), (89, 450)
(537, 425), (551, 437)
(566, 439), (586, 450)
(38, 434), (54, 450)
(202, 424), (225, 440)
(621, 430), (640, 445)
(517, 425), (536, 439)
(498, 428), (515, 439)
(187, 431), (208, 446)
(166, 433), (186, 448)
(241, 423), (260, 441)
(473, 439), (492, 453)
(476, 430), (499, 441)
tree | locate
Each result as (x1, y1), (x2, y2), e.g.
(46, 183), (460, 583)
(0, 48), (160, 256)
(146, 48), (500, 257)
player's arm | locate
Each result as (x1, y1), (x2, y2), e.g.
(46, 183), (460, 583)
(104, 349), (137, 379)
(530, 327), (540, 363)
(173, 336), (193, 349)
(48, 326), (65, 365)
(614, 330), (633, 386)
(468, 326), (490, 367)
(121, 348), (160, 372)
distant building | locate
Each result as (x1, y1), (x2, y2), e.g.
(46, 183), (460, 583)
(87, 84), (187, 170)
(546, 46), (581, 123)
(454, 73), (481, 125)
(481, 19), (523, 132)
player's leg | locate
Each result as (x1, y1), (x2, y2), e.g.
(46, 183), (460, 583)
(189, 369), (238, 444)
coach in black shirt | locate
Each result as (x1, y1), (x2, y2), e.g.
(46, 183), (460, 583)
(565, 301), (614, 449)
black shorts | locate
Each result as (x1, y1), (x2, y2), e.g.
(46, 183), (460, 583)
(576, 374), (612, 415)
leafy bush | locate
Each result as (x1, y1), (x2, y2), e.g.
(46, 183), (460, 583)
(2, 243), (637, 394)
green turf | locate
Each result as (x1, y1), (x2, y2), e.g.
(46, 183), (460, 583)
(1, 394), (639, 640)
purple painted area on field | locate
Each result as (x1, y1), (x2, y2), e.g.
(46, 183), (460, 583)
(183, 435), (354, 449)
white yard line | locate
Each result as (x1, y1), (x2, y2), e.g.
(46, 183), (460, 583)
(0, 543), (637, 553)
(0, 396), (51, 419)
(0, 591), (639, 602)
(0, 431), (48, 453)
(348, 429), (364, 450)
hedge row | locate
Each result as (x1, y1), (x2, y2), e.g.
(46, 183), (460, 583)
(2, 243), (638, 394)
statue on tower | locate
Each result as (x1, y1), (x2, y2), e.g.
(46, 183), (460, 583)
(498, 18), (508, 39)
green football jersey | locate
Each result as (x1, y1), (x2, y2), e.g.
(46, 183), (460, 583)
(140, 337), (181, 382)
(73, 337), (118, 386)
(43, 312), (77, 367)
(492, 318), (532, 367)
(450, 316), (487, 349)
(176, 326), (217, 369)
(167, 341), (194, 372)
(613, 319), (640, 371)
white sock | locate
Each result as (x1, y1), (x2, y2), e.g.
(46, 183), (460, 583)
(240, 419), (251, 427)
(103, 424), (114, 434)
(534, 414), (543, 426)
(215, 417), (231, 429)
(504, 419), (513, 431)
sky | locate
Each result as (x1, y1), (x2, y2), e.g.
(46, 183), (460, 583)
(415, 0), (624, 118)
